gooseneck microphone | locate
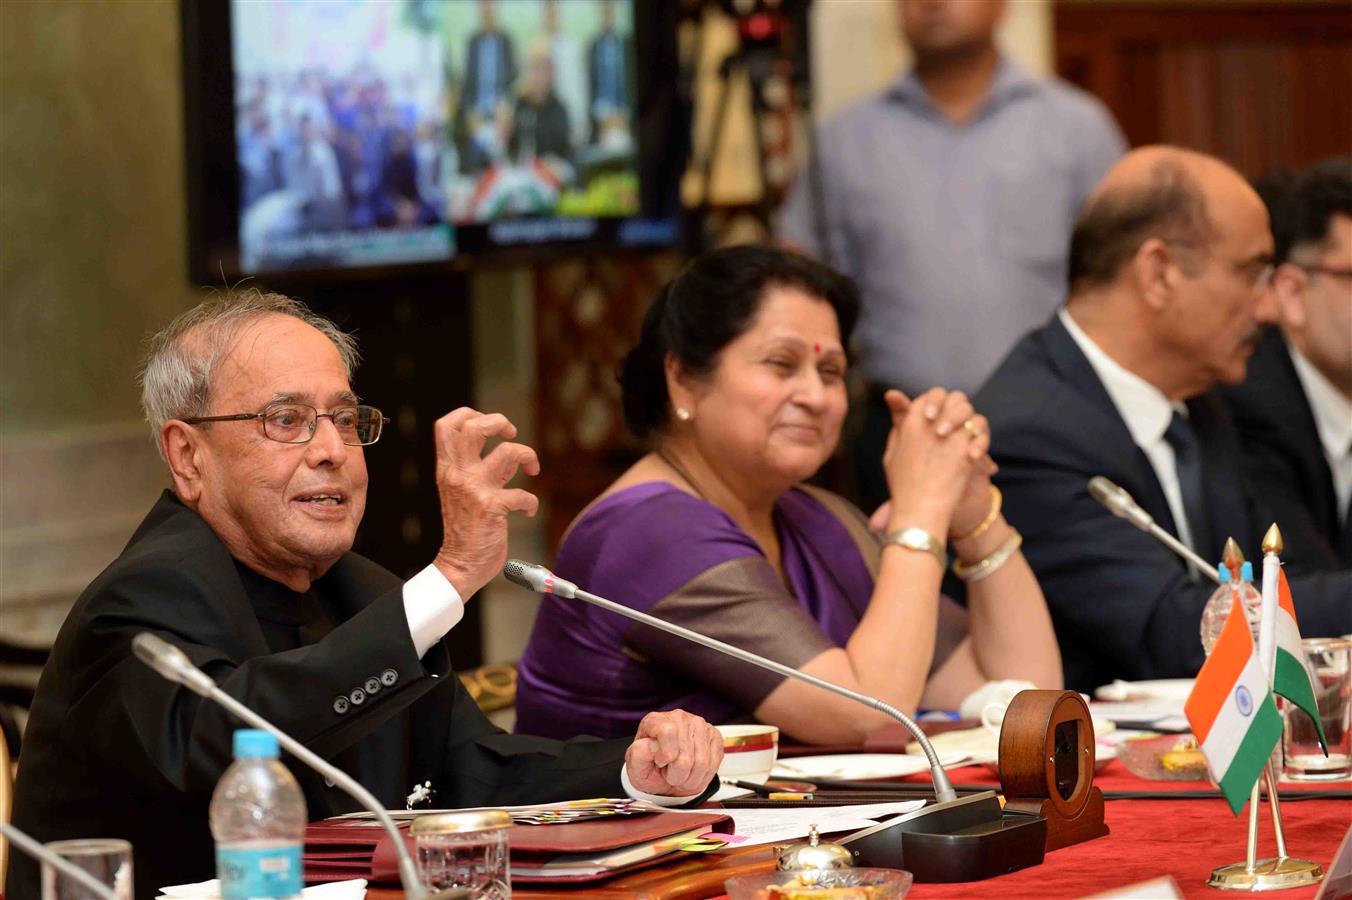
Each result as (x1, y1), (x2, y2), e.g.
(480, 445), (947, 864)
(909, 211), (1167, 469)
(502, 559), (959, 804)
(131, 633), (429, 900)
(0, 822), (120, 900)
(1088, 476), (1221, 584)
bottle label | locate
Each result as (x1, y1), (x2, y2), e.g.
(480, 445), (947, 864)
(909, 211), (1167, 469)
(217, 844), (302, 899)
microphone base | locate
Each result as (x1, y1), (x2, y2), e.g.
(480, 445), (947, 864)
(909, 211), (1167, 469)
(840, 791), (1047, 883)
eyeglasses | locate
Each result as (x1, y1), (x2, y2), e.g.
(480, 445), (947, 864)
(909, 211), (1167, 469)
(1293, 262), (1352, 282)
(182, 404), (389, 446)
(1249, 263), (1276, 295)
(1165, 241), (1274, 295)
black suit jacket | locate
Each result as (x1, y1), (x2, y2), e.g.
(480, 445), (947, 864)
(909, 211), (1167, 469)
(454, 31), (517, 172)
(586, 30), (633, 140)
(1220, 327), (1352, 570)
(9, 492), (639, 899)
(974, 315), (1352, 692)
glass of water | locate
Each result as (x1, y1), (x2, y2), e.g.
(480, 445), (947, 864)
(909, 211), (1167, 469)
(1281, 636), (1351, 781)
(411, 809), (512, 899)
(41, 838), (133, 900)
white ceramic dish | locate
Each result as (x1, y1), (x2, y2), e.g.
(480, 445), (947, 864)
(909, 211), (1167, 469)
(1094, 679), (1194, 703)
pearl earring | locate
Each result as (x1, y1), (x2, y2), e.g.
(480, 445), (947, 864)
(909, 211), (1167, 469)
(675, 407), (692, 422)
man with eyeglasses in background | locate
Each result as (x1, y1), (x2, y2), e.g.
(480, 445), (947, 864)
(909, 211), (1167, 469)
(8, 290), (724, 899)
(971, 146), (1351, 693)
(1222, 156), (1352, 572)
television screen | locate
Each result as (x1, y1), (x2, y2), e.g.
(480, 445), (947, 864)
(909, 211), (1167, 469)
(202, 0), (676, 278)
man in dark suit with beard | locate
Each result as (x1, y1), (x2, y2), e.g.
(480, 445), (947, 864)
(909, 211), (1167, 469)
(1222, 157), (1352, 572)
(8, 289), (722, 898)
(974, 146), (1352, 693)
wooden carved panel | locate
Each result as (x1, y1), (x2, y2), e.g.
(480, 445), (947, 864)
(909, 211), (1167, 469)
(534, 253), (683, 552)
(1056, 2), (1352, 178)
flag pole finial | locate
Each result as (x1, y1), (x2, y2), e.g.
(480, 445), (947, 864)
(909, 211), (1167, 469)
(1261, 523), (1284, 556)
(1221, 537), (1245, 572)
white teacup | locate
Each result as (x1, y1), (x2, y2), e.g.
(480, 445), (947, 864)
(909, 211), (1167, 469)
(981, 700), (1009, 736)
(716, 724), (780, 784)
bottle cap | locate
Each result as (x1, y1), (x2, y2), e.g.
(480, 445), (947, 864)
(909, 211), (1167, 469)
(1216, 563), (1231, 583)
(233, 729), (279, 759)
(1240, 561), (1254, 582)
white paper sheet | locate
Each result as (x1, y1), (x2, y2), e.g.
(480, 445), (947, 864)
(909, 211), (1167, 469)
(663, 800), (926, 847)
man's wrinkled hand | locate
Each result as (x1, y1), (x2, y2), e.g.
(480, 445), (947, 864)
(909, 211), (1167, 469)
(625, 710), (723, 797)
(431, 408), (540, 599)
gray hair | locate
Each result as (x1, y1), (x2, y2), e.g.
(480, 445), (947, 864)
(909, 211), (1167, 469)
(139, 288), (360, 458)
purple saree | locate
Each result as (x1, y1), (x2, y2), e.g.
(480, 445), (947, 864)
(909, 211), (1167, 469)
(514, 482), (886, 740)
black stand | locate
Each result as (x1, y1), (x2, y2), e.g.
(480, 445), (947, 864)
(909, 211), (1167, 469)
(840, 792), (1047, 883)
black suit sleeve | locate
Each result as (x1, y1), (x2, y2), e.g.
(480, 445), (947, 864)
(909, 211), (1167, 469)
(993, 425), (1215, 685)
(66, 562), (443, 797)
(1236, 432), (1344, 574)
(431, 672), (718, 808)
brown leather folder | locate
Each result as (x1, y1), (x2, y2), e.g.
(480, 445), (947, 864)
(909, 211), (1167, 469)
(305, 811), (734, 885)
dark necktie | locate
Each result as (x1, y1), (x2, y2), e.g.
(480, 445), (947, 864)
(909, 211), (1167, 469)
(1165, 411), (1212, 559)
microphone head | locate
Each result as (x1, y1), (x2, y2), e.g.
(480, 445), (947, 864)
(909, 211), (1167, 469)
(133, 632), (214, 696)
(503, 560), (576, 598)
(1087, 476), (1153, 530)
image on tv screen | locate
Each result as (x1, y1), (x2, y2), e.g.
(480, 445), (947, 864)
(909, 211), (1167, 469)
(231, 0), (638, 274)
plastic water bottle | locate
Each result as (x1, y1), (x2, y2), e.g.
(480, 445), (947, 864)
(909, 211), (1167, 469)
(209, 729), (307, 899)
(1199, 561), (1262, 655)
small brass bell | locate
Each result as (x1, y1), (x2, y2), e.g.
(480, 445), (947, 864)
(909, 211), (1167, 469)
(775, 825), (854, 871)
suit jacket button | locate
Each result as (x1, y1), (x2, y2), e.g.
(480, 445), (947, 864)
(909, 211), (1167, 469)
(364, 676), (381, 694)
(333, 696), (349, 714)
(349, 687), (366, 706)
(380, 668), (398, 687)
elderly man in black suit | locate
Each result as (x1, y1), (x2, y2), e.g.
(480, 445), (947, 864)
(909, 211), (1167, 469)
(8, 290), (723, 899)
(974, 146), (1352, 693)
(1222, 157), (1352, 572)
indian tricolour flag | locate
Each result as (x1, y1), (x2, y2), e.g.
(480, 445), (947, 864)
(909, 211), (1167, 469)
(1184, 594), (1283, 815)
(1271, 568), (1328, 752)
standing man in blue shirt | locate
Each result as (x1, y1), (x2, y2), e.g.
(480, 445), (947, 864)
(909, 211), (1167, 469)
(779, 0), (1126, 510)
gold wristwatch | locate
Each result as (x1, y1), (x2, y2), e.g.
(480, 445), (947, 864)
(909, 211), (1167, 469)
(882, 526), (947, 568)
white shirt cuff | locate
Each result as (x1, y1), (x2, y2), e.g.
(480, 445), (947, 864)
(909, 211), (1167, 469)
(620, 764), (704, 807)
(402, 564), (465, 658)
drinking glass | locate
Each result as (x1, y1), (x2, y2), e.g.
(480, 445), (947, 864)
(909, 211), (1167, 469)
(1281, 637), (1351, 781)
(41, 838), (133, 900)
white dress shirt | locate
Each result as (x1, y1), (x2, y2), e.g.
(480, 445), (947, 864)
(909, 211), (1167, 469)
(1060, 310), (1198, 551)
(1289, 343), (1352, 524)
(401, 564), (696, 806)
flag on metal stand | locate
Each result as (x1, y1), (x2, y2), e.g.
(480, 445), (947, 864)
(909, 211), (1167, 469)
(1184, 594), (1283, 815)
(1269, 567), (1328, 754)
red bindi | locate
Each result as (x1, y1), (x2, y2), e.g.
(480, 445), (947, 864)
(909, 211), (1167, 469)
(813, 342), (822, 354)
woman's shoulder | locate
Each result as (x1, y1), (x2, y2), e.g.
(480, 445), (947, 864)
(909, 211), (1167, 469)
(555, 482), (764, 607)
(566, 481), (754, 550)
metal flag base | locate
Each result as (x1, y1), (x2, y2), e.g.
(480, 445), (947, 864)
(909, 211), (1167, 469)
(1208, 768), (1323, 892)
(1208, 857), (1323, 891)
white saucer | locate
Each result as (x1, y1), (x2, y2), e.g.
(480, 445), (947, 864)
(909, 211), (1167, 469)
(772, 752), (968, 781)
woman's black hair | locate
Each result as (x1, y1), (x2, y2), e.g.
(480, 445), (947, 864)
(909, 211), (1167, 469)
(618, 244), (859, 439)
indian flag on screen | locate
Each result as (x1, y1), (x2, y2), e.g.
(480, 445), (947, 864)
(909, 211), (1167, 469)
(1272, 568), (1328, 752)
(1184, 594), (1283, 815)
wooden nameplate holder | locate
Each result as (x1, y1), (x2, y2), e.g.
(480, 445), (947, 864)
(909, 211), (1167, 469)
(998, 690), (1110, 851)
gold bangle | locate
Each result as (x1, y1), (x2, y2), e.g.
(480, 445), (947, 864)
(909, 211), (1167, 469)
(952, 527), (1022, 583)
(950, 485), (1002, 542)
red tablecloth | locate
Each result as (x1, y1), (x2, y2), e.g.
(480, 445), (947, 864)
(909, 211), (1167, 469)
(763, 758), (1349, 899)
(900, 762), (1349, 898)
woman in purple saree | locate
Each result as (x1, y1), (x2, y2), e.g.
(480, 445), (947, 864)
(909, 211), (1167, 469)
(516, 247), (1061, 744)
